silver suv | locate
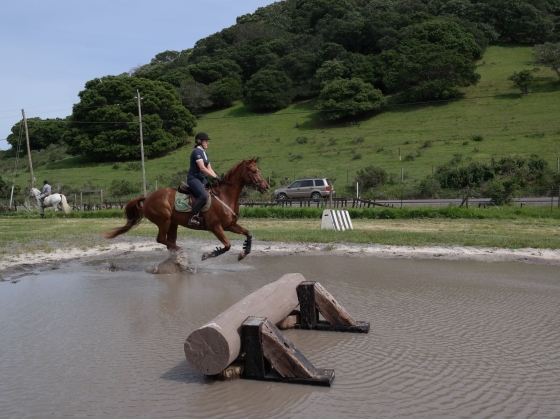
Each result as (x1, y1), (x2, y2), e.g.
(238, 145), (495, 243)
(274, 178), (335, 200)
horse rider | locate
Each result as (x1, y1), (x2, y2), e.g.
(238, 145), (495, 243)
(39, 180), (51, 205)
(186, 132), (221, 226)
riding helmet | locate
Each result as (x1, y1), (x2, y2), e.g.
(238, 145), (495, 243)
(195, 132), (211, 141)
(43, 180), (48, 184)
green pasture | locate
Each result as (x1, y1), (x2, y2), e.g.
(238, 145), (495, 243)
(8, 44), (560, 195)
(1, 215), (559, 256)
(1, 204), (559, 255)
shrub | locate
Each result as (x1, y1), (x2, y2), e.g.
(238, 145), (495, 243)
(125, 162), (141, 171)
(508, 70), (534, 94)
(418, 178), (441, 198)
(488, 178), (518, 205)
(355, 166), (388, 188)
(471, 134), (484, 142)
(295, 137), (308, 144)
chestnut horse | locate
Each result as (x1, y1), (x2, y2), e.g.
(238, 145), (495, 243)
(105, 158), (269, 261)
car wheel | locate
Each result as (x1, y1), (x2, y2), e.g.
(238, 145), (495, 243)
(311, 192), (322, 200)
(278, 193), (288, 200)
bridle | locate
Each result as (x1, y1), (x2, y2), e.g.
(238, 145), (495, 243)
(211, 162), (267, 191)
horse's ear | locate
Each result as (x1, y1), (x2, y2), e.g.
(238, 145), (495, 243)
(254, 157), (260, 163)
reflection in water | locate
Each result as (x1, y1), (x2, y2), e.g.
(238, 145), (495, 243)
(0, 253), (559, 418)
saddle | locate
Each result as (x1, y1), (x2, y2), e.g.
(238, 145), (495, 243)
(175, 182), (212, 213)
(178, 182), (191, 195)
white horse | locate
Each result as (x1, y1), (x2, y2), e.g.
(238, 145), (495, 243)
(30, 188), (71, 218)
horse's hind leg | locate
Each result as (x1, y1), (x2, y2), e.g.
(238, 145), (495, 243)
(167, 223), (179, 249)
(202, 226), (231, 261)
(226, 223), (252, 261)
(157, 222), (180, 251)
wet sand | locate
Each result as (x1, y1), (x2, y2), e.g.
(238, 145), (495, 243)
(2, 236), (560, 276)
(1, 248), (559, 418)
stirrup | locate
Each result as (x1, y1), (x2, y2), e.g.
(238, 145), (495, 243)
(188, 215), (201, 226)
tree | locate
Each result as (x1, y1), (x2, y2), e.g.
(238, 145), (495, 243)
(0, 175), (7, 197)
(157, 68), (193, 88)
(151, 50), (181, 64)
(313, 60), (347, 89)
(508, 70), (534, 94)
(6, 117), (68, 152)
(534, 42), (560, 82)
(188, 59), (242, 85)
(382, 40), (480, 101)
(355, 166), (388, 189)
(243, 69), (293, 110)
(315, 78), (386, 121)
(62, 76), (196, 161)
(178, 80), (213, 115)
(405, 19), (483, 60)
(209, 77), (243, 108)
(275, 51), (319, 98)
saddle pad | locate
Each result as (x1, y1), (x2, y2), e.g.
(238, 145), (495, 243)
(174, 193), (211, 213)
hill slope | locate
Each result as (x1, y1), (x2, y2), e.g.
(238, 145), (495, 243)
(11, 44), (560, 198)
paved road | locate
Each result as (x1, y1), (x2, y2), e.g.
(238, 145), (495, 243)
(261, 196), (560, 208)
(372, 196), (560, 207)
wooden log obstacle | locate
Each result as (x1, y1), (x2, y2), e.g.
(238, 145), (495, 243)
(184, 273), (369, 386)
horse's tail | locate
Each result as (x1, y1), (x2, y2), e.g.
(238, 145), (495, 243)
(60, 194), (71, 214)
(104, 196), (145, 239)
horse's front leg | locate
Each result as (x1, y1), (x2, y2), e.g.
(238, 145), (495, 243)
(226, 223), (252, 261)
(202, 226), (231, 261)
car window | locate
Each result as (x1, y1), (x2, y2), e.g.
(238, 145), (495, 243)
(314, 179), (325, 186)
(289, 181), (302, 188)
(301, 180), (314, 187)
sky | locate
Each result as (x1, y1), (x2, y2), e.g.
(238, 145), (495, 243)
(0, 0), (278, 150)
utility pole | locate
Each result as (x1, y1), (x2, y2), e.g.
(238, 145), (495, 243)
(137, 89), (147, 195)
(22, 109), (34, 189)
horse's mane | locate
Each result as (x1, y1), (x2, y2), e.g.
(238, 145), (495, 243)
(221, 158), (258, 182)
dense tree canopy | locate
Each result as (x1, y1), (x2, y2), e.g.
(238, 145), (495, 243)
(7, 0), (558, 158)
(62, 76), (196, 161)
(6, 117), (68, 152)
(315, 77), (386, 120)
(118, 0), (560, 118)
(209, 77), (243, 108)
(243, 69), (294, 110)
(381, 40), (481, 100)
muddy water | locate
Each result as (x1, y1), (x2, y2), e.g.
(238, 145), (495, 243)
(1, 253), (559, 418)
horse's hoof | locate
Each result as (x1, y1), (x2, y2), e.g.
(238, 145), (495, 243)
(238, 252), (247, 261)
(201, 252), (211, 261)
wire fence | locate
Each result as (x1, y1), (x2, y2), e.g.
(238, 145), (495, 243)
(2, 184), (560, 213)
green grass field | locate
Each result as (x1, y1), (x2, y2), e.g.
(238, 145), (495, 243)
(1, 215), (559, 255)
(8, 44), (560, 196)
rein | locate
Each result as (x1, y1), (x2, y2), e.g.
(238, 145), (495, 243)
(207, 162), (266, 218)
(209, 190), (238, 219)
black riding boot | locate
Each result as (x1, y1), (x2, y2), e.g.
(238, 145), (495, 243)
(188, 196), (206, 226)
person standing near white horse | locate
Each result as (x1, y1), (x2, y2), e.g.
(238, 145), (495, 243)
(30, 180), (71, 218)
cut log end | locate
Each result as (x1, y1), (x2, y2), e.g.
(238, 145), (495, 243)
(184, 327), (231, 375)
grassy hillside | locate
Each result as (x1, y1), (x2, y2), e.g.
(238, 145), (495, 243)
(9, 44), (560, 198)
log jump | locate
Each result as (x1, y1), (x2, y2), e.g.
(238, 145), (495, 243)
(184, 273), (369, 386)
